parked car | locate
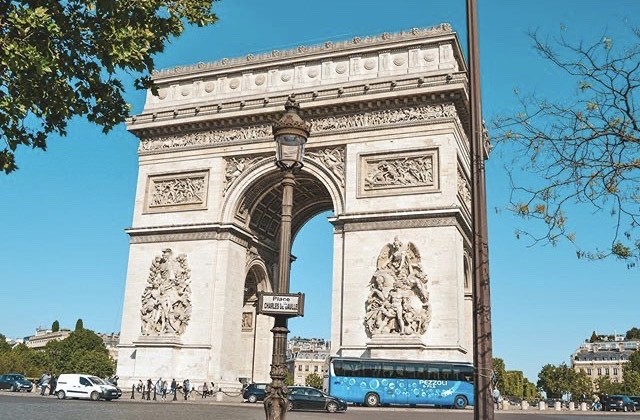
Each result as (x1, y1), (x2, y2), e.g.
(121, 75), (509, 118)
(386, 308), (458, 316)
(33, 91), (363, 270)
(243, 383), (268, 403)
(287, 386), (347, 413)
(603, 395), (636, 412)
(54, 373), (119, 401)
(630, 396), (640, 410)
(0, 374), (33, 392)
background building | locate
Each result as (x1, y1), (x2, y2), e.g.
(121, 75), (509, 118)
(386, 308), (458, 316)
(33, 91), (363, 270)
(572, 334), (640, 383)
(286, 337), (330, 386)
(24, 327), (71, 350)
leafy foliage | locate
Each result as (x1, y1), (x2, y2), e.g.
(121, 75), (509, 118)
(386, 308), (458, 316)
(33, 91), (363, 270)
(537, 363), (590, 399)
(284, 371), (294, 387)
(0, 328), (113, 377)
(626, 327), (640, 340)
(51, 320), (59, 332)
(305, 372), (323, 389)
(0, 0), (219, 173)
(492, 27), (640, 265)
(75, 318), (84, 331)
(0, 333), (11, 353)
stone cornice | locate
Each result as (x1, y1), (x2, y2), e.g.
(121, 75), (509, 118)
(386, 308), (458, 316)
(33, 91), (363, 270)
(126, 222), (253, 245)
(151, 24), (459, 81)
(128, 72), (469, 138)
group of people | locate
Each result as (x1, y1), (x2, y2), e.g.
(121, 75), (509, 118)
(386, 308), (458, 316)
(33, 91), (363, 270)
(37, 373), (57, 396)
(135, 378), (215, 400)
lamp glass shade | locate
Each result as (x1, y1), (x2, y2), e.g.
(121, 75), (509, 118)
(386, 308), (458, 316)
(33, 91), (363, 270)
(275, 133), (306, 169)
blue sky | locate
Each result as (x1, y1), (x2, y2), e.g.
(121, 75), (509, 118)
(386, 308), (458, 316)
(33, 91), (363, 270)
(1, 0), (638, 382)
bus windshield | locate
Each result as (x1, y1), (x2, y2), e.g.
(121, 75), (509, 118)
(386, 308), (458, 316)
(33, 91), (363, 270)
(327, 357), (474, 409)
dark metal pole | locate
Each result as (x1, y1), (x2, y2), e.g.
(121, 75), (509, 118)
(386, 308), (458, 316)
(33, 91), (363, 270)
(466, 0), (494, 419)
(264, 171), (295, 420)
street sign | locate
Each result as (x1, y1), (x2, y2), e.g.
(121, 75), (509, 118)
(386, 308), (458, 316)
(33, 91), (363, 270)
(257, 292), (305, 317)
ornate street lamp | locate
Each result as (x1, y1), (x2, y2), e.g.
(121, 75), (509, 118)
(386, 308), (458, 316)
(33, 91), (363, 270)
(264, 95), (311, 420)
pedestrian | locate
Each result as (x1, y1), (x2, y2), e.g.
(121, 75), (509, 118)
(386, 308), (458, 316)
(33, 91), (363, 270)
(39, 373), (50, 396)
(48, 374), (57, 396)
(161, 379), (168, 400)
(171, 378), (177, 401)
(493, 387), (501, 410)
(202, 381), (208, 398)
(183, 378), (190, 400)
(146, 378), (152, 400)
(137, 379), (143, 394)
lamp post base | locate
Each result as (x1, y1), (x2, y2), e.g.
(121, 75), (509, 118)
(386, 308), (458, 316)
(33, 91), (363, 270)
(264, 363), (289, 420)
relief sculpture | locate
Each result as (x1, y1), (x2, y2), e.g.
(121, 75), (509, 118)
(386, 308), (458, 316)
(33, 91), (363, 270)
(223, 156), (264, 196)
(364, 237), (432, 337)
(364, 155), (433, 189)
(148, 174), (207, 208)
(140, 248), (192, 336)
(305, 148), (345, 187)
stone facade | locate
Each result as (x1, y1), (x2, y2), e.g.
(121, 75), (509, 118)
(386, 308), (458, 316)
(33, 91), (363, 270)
(117, 24), (475, 392)
(572, 337), (640, 384)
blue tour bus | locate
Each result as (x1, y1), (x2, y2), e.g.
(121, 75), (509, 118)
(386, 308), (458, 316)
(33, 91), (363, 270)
(326, 357), (474, 409)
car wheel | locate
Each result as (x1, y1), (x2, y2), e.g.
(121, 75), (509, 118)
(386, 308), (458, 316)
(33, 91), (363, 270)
(326, 401), (339, 413)
(454, 395), (468, 409)
(364, 392), (379, 407)
(90, 391), (100, 401)
(287, 401), (294, 411)
(248, 394), (257, 403)
(57, 390), (66, 400)
(10, 384), (17, 392)
(624, 406), (628, 412)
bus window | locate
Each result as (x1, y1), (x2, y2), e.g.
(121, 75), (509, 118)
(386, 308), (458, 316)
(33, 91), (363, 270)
(427, 366), (440, 380)
(363, 361), (381, 377)
(382, 363), (395, 378)
(333, 360), (345, 377)
(441, 365), (454, 380)
(405, 364), (418, 380)
(395, 365), (406, 379)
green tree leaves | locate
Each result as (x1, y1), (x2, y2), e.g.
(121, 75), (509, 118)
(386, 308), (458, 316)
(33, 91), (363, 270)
(537, 363), (591, 399)
(305, 372), (323, 389)
(0, 0), (219, 173)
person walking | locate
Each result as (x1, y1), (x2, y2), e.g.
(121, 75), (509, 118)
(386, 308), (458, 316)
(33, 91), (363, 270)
(202, 381), (208, 398)
(171, 378), (177, 401)
(183, 378), (190, 400)
(48, 375), (57, 396)
(161, 379), (168, 400)
(146, 378), (152, 400)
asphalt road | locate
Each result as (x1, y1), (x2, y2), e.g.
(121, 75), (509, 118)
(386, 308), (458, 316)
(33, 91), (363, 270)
(0, 392), (637, 420)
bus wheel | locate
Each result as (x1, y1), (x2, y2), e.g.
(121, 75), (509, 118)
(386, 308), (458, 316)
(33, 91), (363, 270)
(454, 395), (468, 409)
(364, 392), (379, 407)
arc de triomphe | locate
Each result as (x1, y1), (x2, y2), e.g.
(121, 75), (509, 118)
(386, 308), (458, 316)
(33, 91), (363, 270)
(117, 24), (475, 391)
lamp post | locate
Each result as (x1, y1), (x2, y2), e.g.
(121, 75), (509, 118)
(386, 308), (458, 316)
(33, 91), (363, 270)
(466, 0), (494, 419)
(263, 96), (311, 420)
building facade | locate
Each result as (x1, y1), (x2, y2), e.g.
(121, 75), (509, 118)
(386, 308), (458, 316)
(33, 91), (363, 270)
(286, 338), (330, 386)
(572, 335), (640, 383)
(116, 24), (478, 391)
(24, 328), (71, 350)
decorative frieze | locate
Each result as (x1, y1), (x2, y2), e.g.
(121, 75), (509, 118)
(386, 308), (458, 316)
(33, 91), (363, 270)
(224, 156), (267, 196)
(139, 104), (459, 153)
(305, 147), (345, 188)
(140, 248), (192, 336)
(358, 149), (439, 197)
(365, 237), (432, 337)
(145, 171), (209, 213)
(457, 166), (471, 210)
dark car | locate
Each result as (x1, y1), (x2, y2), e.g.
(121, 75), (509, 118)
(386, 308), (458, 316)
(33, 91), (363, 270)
(604, 395), (636, 412)
(243, 383), (268, 403)
(630, 396), (640, 410)
(287, 386), (347, 413)
(0, 374), (33, 392)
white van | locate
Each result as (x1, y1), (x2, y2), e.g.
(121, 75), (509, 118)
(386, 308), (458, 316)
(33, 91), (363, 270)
(55, 373), (119, 401)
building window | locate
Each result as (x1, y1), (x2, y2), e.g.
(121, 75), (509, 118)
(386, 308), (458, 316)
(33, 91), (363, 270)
(597, 368), (602, 376)
(305, 365), (309, 372)
(605, 368), (610, 375)
(613, 368), (618, 375)
(314, 365), (318, 372)
(587, 368), (592, 375)
(298, 365), (302, 371)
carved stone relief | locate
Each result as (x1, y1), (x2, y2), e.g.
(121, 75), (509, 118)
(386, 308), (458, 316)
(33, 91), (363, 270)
(305, 147), (345, 188)
(457, 166), (471, 209)
(223, 156), (266, 196)
(365, 237), (432, 337)
(359, 149), (438, 197)
(139, 104), (459, 152)
(145, 171), (208, 213)
(140, 248), (192, 336)
(241, 312), (253, 331)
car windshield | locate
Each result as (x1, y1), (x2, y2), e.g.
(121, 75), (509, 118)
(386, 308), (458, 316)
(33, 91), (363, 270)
(89, 377), (105, 385)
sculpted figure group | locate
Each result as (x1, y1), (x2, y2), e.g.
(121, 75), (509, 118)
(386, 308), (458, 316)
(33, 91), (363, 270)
(141, 248), (192, 336)
(365, 237), (432, 337)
